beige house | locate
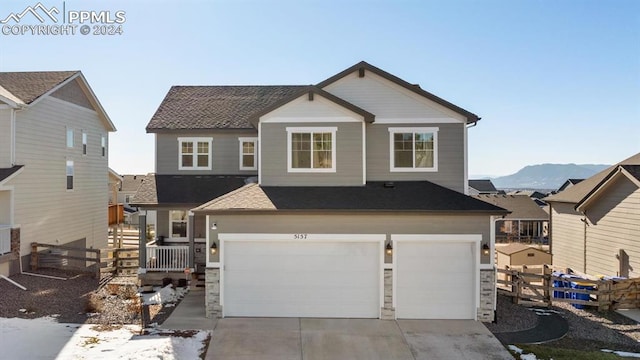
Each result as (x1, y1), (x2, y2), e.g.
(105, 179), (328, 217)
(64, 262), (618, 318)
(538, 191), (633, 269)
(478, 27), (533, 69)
(133, 61), (508, 321)
(0, 71), (116, 276)
(545, 153), (640, 278)
(496, 243), (552, 269)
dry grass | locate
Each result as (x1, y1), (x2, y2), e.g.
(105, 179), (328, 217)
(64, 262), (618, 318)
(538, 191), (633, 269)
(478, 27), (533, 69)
(85, 293), (103, 313)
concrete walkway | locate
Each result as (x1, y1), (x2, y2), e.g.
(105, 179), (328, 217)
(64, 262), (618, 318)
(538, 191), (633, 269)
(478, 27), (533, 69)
(159, 288), (216, 330)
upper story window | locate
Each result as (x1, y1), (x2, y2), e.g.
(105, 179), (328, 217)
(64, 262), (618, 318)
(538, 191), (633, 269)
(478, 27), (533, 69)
(286, 127), (337, 173)
(178, 137), (213, 170)
(101, 135), (106, 157)
(169, 210), (187, 238)
(82, 132), (87, 155)
(66, 160), (74, 190)
(239, 137), (258, 171)
(66, 128), (74, 148)
(388, 127), (438, 172)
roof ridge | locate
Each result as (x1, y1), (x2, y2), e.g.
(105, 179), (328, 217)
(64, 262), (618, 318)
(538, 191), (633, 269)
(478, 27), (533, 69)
(194, 182), (258, 210)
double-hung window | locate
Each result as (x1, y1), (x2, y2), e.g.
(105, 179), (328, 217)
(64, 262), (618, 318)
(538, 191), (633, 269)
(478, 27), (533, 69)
(66, 160), (74, 190)
(101, 135), (106, 157)
(239, 137), (257, 170)
(286, 127), (336, 172)
(66, 128), (74, 148)
(169, 210), (187, 238)
(178, 137), (212, 170)
(389, 127), (438, 171)
(82, 132), (87, 155)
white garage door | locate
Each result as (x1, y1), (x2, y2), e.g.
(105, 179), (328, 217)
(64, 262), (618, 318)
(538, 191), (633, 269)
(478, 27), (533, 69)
(396, 241), (476, 319)
(223, 240), (380, 318)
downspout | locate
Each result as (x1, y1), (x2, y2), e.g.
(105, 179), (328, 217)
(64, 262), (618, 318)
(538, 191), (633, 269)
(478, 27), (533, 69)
(581, 210), (588, 273)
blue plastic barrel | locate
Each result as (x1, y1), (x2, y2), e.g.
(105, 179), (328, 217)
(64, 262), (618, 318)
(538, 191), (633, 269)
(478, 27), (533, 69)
(570, 281), (595, 309)
(552, 271), (565, 299)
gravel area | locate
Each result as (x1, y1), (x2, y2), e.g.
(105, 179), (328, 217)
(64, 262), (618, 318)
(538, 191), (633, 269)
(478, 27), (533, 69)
(485, 294), (640, 352)
(0, 269), (180, 325)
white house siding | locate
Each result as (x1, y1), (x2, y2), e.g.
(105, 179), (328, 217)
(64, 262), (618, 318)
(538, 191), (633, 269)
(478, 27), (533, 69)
(260, 122), (363, 186)
(365, 122), (465, 192)
(585, 176), (640, 277)
(7, 96), (109, 261)
(155, 131), (258, 175)
(322, 71), (467, 122)
(0, 109), (11, 168)
(550, 203), (586, 272)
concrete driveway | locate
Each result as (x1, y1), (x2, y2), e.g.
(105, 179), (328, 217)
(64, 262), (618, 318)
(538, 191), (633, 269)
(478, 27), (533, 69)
(206, 318), (514, 360)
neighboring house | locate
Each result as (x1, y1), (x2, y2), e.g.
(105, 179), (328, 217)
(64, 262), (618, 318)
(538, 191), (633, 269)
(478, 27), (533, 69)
(132, 61), (508, 321)
(508, 189), (550, 207)
(0, 71), (116, 276)
(468, 179), (500, 195)
(557, 178), (584, 193)
(474, 195), (549, 244)
(545, 153), (640, 278)
(496, 243), (552, 269)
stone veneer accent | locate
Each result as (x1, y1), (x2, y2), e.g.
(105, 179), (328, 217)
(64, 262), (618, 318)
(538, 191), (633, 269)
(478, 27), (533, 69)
(10, 228), (20, 257)
(205, 268), (222, 318)
(381, 269), (395, 320)
(477, 268), (495, 322)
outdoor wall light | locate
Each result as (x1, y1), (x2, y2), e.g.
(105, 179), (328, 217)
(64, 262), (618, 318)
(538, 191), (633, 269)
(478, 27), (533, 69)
(211, 222), (217, 230)
(482, 243), (490, 256)
(385, 242), (393, 256)
(210, 241), (218, 255)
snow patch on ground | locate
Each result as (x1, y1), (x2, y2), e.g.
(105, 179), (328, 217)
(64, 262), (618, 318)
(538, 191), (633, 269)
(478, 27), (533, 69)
(508, 345), (540, 360)
(0, 316), (208, 360)
(602, 349), (640, 358)
(141, 285), (188, 305)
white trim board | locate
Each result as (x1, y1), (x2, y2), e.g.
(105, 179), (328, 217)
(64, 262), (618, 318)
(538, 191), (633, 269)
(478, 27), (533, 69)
(219, 233), (386, 242)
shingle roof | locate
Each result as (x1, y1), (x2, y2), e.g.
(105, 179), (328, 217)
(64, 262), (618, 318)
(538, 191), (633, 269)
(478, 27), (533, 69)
(120, 175), (145, 192)
(473, 195), (548, 220)
(130, 174), (251, 207)
(469, 179), (498, 193)
(545, 152), (640, 204)
(0, 71), (78, 104)
(146, 85), (307, 131)
(194, 181), (509, 213)
(0, 166), (23, 184)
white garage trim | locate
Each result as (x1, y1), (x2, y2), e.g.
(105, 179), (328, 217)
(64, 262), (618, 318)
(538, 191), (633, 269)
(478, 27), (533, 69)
(218, 233), (386, 318)
(391, 234), (481, 320)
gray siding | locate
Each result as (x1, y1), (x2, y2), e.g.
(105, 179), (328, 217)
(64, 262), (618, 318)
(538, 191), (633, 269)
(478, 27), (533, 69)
(210, 213), (492, 264)
(260, 122), (363, 186)
(585, 177), (640, 277)
(7, 96), (109, 256)
(0, 109), (10, 168)
(154, 209), (207, 240)
(550, 203), (585, 272)
(366, 123), (465, 192)
(50, 79), (94, 110)
(155, 131), (258, 175)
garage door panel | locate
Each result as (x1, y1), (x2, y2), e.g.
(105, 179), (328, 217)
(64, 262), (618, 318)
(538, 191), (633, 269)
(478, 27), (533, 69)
(396, 241), (476, 319)
(224, 240), (380, 318)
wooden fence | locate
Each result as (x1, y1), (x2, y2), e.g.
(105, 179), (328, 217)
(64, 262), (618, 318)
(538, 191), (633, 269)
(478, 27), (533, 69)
(31, 242), (140, 279)
(497, 265), (640, 311)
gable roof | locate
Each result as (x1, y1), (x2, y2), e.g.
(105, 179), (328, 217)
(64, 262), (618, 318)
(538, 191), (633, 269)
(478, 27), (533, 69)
(469, 179), (498, 193)
(316, 61), (481, 123)
(146, 85), (307, 131)
(574, 164), (640, 212)
(473, 195), (548, 220)
(0, 165), (24, 185)
(557, 178), (584, 192)
(194, 181), (509, 214)
(545, 152), (640, 204)
(120, 175), (146, 192)
(0, 71), (77, 104)
(496, 243), (549, 256)
(130, 174), (251, 207)
(248, 86), (375, 127)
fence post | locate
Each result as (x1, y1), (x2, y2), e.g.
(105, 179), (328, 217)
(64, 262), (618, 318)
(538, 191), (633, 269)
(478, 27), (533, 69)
(95, 249), (101, 279)
(598, 279), (610, 312)
(543, 264), (551, 306)
(30, 242), (38, 271)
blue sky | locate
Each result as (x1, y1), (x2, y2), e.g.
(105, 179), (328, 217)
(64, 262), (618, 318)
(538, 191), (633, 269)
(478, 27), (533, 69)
(1, 0), (638, 176)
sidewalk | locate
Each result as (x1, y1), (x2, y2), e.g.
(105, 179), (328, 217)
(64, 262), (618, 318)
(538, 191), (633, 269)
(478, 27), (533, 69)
(159, 288), (216, 330)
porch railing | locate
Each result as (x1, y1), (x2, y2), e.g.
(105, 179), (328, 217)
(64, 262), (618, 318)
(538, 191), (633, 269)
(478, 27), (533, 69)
(0, 226), (11, 255)
(146, 245), (189, 271)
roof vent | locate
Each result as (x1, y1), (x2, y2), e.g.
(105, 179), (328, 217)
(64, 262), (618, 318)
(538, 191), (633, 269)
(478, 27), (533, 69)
(383, 181), (395, 188)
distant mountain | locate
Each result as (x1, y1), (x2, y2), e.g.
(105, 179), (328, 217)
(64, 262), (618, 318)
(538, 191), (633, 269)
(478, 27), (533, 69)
(490, 164), (610, 190)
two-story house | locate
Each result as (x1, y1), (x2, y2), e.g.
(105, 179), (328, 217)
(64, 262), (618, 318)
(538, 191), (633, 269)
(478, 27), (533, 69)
(0, 71), (116, 276)
(132, 62), (507, 321)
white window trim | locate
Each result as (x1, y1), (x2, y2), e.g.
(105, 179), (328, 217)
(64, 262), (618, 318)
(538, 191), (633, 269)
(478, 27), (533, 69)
(388, 127), (439, 172)
(66, 159), (74, 191)
(82, 131), (87, 155)
(101, 135), (106, 157)
(66, 127), (74, 148)
(169, 210), (187, 239)
(178, 137), (213, 171)
(286, 126), (337, 173)
(238, 137), (258, 171)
